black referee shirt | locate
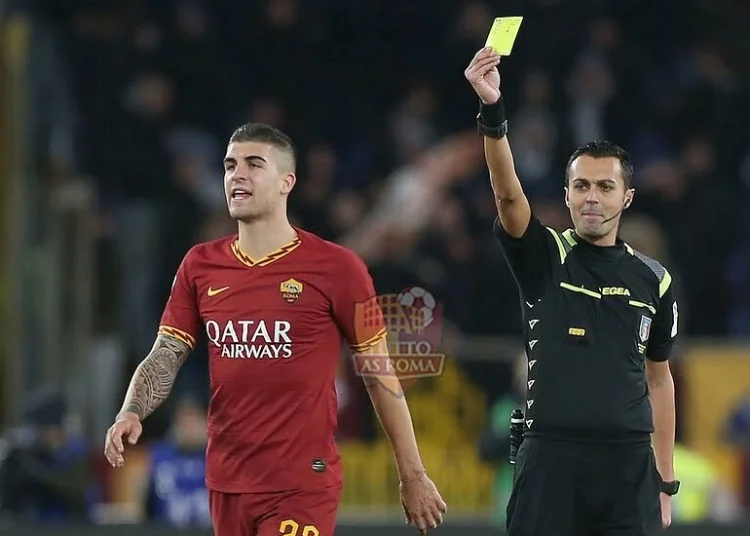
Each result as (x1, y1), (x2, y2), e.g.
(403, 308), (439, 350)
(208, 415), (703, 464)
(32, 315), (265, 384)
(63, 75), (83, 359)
(494, 216), (679, 443)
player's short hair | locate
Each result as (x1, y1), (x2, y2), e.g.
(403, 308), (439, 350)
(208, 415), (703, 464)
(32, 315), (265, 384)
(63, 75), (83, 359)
(565, 140), (633, 189)
(229, 122), (297, 172)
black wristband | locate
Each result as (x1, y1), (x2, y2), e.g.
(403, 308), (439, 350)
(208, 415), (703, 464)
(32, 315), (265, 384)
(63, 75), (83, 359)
(477, 98), (508, 139)
(660, 479), (680, 496)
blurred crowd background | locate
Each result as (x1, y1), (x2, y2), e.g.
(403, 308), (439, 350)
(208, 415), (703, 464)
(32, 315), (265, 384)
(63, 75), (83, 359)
(1, 0), (750, 531)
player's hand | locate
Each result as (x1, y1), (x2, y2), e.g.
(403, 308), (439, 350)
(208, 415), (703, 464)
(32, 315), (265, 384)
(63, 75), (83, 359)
(659, 493), (672, 528)
(104, 412), (142, 468)
(464, 47), (502, 105)
(400, 473), (447, 534)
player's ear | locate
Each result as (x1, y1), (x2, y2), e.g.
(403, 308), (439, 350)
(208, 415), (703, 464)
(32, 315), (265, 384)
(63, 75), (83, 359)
(564, 187), (570, 208)
(281, 173), (296, 195)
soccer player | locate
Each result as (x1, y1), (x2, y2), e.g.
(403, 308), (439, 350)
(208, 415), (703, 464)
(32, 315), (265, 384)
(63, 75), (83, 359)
(465, 48), (680, 535)
(103, 123), (447, 536)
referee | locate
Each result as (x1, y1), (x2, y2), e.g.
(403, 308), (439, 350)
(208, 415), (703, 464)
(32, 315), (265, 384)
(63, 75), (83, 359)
(465, 48), (680, 535)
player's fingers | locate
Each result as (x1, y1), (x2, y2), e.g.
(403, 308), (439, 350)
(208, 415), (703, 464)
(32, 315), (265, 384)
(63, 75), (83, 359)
(436, 496), (448, 513)
(426, 498), (445, 524)
(103, 433), (117, 465)
(402, 501), (413, 525)
(111, 426), (125, 454)
(107, 427), (127, 466)
(104, 436), (122, 466)
(412, 513), (428, 534)
(422, 510), (439, 530)
(128, 424), (142, 445)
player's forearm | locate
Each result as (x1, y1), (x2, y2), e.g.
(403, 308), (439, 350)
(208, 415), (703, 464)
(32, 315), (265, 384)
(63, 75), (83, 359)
(118, 334), (191, 420)
(648, 373), (676, 481)
(364, 376), (425, 480)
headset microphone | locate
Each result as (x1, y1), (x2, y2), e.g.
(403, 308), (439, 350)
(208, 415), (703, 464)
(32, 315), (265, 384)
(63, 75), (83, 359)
(600, 208), (624, 225)
(600, 199), (630, 225)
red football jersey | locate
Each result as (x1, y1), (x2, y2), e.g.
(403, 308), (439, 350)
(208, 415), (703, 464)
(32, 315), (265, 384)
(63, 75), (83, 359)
(159, 228), (387, 493)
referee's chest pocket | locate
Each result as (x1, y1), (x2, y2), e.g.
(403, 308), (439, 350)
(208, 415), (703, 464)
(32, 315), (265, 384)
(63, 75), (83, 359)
(555, 281), (599, 347)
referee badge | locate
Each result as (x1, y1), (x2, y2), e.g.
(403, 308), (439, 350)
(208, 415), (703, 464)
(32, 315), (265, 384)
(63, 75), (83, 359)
(639, 315), (652, 343)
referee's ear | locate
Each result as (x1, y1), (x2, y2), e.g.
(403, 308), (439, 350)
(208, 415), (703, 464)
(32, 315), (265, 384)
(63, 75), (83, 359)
(564, 187), (570, 208)
(624, 188), (635, 209)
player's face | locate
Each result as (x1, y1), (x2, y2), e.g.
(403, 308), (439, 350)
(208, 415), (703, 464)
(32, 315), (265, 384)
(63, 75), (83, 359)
(223, 141), (296, 222)
(565, 155), (633, 241)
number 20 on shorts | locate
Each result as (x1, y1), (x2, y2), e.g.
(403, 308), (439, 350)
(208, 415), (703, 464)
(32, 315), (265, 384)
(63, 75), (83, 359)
(279, 519), (319, 536)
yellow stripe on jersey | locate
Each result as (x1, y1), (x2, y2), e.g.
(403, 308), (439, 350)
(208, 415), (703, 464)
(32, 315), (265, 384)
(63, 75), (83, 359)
(350, 327), (388, 353)
(545, 227), (566, 264)
(158, 325), (196, 349)
(559, 281), (602, 299)
(231, 237), (301, 268)
(628, 300), (657, 315)
(562, 229), (577, 248)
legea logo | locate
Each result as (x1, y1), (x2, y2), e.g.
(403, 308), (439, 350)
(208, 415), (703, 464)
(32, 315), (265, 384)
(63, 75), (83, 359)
(352, 286), (445, 390)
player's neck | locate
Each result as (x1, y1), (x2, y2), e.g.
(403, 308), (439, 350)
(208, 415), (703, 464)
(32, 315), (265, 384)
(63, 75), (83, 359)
(236, 217), (297, 259)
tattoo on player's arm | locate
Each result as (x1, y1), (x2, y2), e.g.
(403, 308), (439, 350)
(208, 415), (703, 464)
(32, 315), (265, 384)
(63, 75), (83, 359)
(362, 374), (405, 400)
(124, 334), (191, 419)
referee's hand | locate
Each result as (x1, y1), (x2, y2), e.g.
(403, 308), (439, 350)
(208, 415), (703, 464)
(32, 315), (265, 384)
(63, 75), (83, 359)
(660, 493), (672, 528)
(464, 47), (502, 105)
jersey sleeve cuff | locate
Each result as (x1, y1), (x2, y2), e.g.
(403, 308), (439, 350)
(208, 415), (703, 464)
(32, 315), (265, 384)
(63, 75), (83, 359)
(646, 342), (674, 362)
(349, 327), (388, 353)
(158, 325), (197, 349)
(493, 214), (541, 245)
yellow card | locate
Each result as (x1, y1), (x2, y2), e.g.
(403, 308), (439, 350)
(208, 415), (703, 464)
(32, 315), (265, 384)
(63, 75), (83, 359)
(485, 17), (524, 56)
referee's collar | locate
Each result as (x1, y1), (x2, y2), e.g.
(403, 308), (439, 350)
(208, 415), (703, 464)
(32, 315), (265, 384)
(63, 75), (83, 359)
(571, 230), (628, 261)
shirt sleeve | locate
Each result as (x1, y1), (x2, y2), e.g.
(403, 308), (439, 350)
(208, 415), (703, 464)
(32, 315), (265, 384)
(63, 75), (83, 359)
(493, 215), (563, 303)
(330, 249), (388, 353)
(646, 272), (678, 362)
(158, 252), (200, 350)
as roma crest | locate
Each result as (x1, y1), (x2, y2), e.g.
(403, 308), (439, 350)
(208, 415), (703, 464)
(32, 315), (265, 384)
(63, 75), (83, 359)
(280, 278), (304, 304)
(639, 315), (652, 343)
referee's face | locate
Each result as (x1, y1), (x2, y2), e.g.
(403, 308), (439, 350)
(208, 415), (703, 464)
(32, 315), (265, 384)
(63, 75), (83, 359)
(566, 155), (629, 243)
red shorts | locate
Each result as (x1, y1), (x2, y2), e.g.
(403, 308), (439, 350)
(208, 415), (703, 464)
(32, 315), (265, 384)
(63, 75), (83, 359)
(209, 485), (342, 536)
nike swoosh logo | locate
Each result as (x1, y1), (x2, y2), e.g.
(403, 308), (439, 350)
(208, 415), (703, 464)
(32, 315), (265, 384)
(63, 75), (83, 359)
(207, 286), (230, 297)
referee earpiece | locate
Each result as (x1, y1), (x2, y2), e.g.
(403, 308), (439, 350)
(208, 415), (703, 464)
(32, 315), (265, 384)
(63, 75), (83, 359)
(623, 198), (631, 210)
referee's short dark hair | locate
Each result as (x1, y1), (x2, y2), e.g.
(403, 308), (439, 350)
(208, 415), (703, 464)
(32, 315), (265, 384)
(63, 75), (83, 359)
(565, 140), (633, 189)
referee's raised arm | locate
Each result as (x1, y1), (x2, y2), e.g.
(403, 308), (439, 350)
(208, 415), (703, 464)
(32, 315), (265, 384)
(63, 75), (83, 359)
(464, 47), (530, 238)
(465, 48), (559, 305)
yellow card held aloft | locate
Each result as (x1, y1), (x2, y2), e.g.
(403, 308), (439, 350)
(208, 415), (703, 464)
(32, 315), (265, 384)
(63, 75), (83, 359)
(485, 17), (523, 56)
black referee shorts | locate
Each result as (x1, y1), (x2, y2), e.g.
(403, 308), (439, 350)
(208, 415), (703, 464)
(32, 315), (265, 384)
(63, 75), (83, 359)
(506, 437), (663, 536)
